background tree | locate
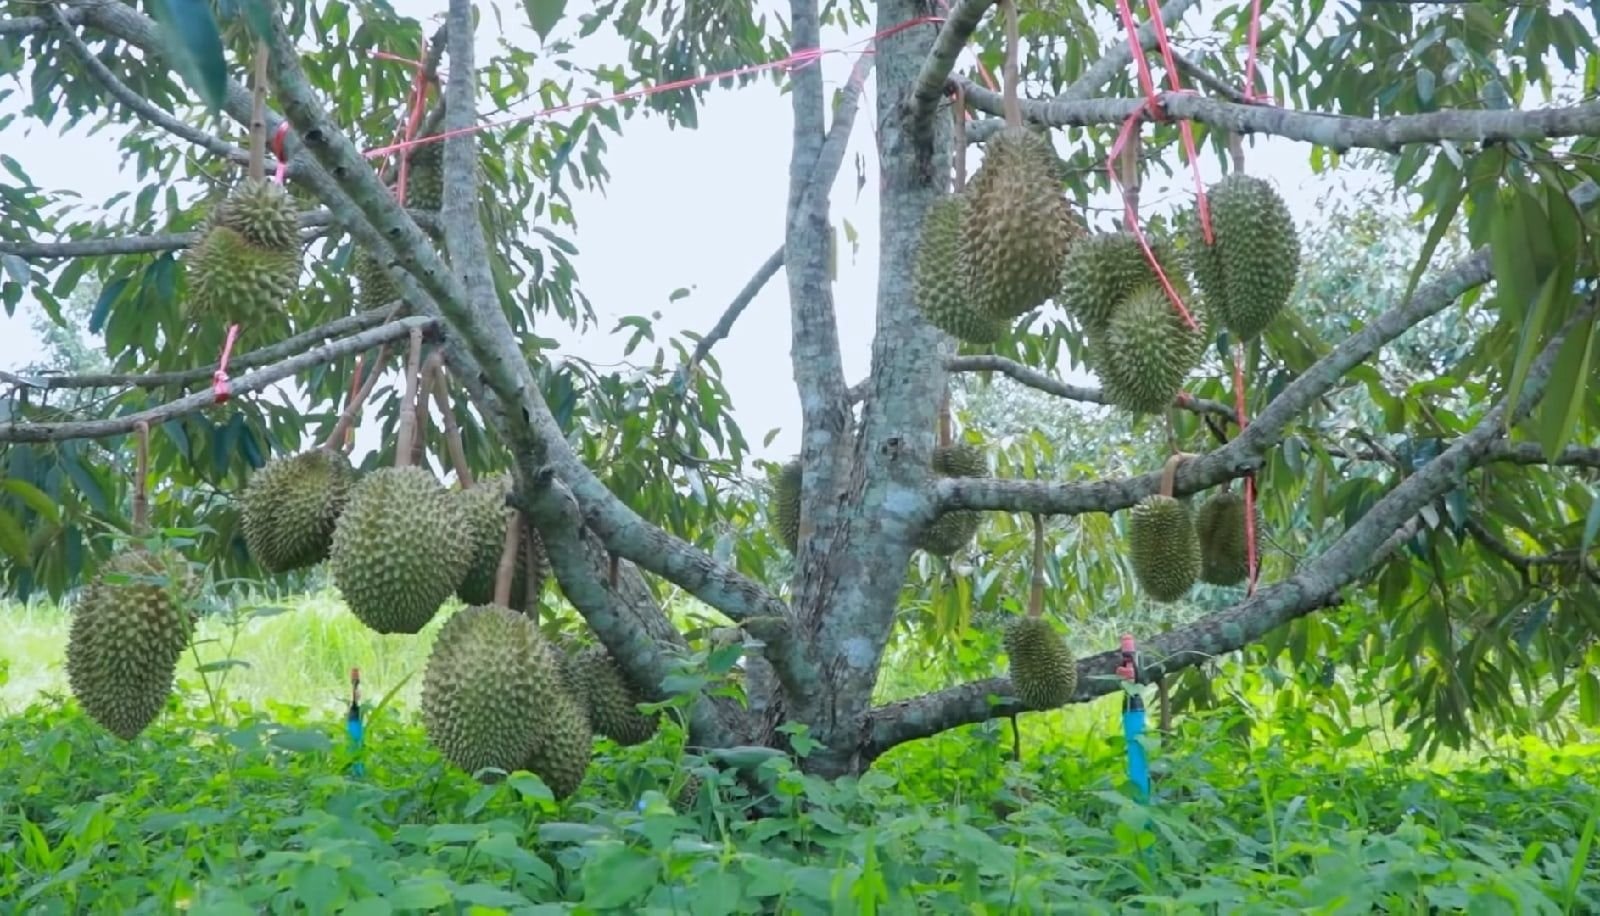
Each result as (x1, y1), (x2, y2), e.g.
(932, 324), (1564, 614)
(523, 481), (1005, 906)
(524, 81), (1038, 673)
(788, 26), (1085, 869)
(1, 0), (1598, 779)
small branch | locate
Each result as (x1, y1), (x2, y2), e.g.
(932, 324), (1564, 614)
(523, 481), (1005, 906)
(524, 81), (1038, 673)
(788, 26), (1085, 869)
(947, 354), (1238, 422)
(132, 421), (149, 532)
(666, 245), (784, 401)
(392, 327), (426, 468)
(1, 307), (402, 392)
(961, 79), (1600, 153)
(0, 209), (439, 261)
(494, 514), (521, 608)
(0, 317), (434, 444)
(907, 0), (996, 152)
(1055, 0), (1201, 102)
(321, 339), (392, 449)
(0, 10), (87, 35)
(430, 366), (474, 487)
(1465, 517), (1600, 584)
(1173, 52), (1251, 104)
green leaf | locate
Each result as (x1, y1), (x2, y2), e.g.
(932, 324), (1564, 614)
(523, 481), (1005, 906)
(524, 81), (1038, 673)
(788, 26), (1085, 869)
(269, 728), (332, 753)
(1503, 272), (1563, 429)
(0, 508), (28, 565)
(146, 0), (231, 114)
(1400, 162), (1464, 306)
(1580, 488), (1600, 557)
(525, 0), (568, 41)
(0, 479), (60, 524)
(0, 254), (26, 285)
(1536, 311), (1595, 462)
(88, 277), (130, 335)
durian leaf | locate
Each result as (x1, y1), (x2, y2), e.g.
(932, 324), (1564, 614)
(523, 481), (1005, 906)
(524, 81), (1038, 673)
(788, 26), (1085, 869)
(1503, 273), (1563, 431)
(0, 508), (27, 565)
(145, 0), (230, 114)
(1581, 489), (1600, 557)
(525, 0), (568, 41)
(1400, 160), (1464, 307)
(0, 479), (60, 525)
(1537, 312), (1596, 463)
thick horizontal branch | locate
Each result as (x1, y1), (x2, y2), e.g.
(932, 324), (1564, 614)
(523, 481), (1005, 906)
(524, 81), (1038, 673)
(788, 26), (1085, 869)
(0, 307), (399, 392)
(1466, 516), (1600, 585)
(907, 0), (995, 152)
(0, 9), (87, 35)
(868, 299), (1596, 758)
(0, 317), (435, 443)
(0, 209), (439, 261)
(948, 354), (1237, 422)
(961, 78), (1600, 152)
(1055, 0), (1200, 102)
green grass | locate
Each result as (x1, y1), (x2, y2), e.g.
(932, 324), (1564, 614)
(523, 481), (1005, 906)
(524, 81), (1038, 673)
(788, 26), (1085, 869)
(2, 595), (1598, 913)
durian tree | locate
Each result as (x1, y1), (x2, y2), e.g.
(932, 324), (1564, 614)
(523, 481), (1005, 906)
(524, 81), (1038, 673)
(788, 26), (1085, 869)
(2, 0), (1600, 780)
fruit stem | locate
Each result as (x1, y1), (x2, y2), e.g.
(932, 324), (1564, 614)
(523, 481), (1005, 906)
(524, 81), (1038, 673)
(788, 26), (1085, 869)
(323, 343), (390, 452)
(1159, 451), (1187, 499)
(392, 326), (424, 468)
(248, 42), (269, 182)
(1118, 133), (1142, 228)
(493, 512), (521, 608)
(937, 386), (952, 448)
(430, 364), (475, 488)
(1000, 0), (1022, 128)
(952, 84), (968, 192)
(1027, 512), (1045, 619)
(132, 420), (150, 534)
(1227, 132), (1247, 173)
(410, 350), (444, 468)
(522, 534), (544, 620)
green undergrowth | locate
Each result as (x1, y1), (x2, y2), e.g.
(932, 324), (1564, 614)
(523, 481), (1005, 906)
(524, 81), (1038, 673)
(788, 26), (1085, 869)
(2, 596), (1598, 913)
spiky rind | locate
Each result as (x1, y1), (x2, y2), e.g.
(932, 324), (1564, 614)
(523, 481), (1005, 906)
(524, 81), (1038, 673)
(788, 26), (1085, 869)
(962, 126), (1081, 320)
(1128, 495), (1201, 602)
(1057, 231), (1185, 334)
(238, 448), (357, 574)
(1002, 616), (1077, 709)
(184, 224), (301, 325)
(914, 194), (1009, 344)
(571, 645), (659, 746)
(212, 177), (301, 251)
(1195, 491), (1252, 586)
(770, 459), (802, 554)
(329, 466), (474, 635)
(1096, 284), (1209, 415)
(917, 443), (987, 556)
(65, 547), (196, 740)
(1190, 174), (1300, 341)
(454, 474), (549, 614)
(402, 140), (444, 211)
(355, 247), (399, 311)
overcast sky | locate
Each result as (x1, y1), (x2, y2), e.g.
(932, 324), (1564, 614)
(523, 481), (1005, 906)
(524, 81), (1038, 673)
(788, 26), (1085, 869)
(0, 1), (1379, 466)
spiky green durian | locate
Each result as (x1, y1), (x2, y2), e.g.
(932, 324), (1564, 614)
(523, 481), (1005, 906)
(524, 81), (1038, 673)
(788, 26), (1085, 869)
(962, 126), (1081, 320)
(402, 139), (444, 211)
(914, 193), (1008, 344)
(1002, 616), (1077, 709)
(1094, 283), (1209, 415)
(184, 224), (301, 325)
(329, 465), (474, 635)
(1127, 495), (1200, 602)
(1189, 173), (1300, 341)
(1057, 231), (1185, 334)
(212, 177), (302, 251)
(238, 448), (357, 574)
(421, 604), (593, 799)
(355, 247), (399, 311)
(454, 474), (549, 614)
(917, 443), (988, 556)
(770, 459), (802, 554)
(571, 644), (659, 746)
(1195, 490), (1251, 586)
(65, 547), (197, 740)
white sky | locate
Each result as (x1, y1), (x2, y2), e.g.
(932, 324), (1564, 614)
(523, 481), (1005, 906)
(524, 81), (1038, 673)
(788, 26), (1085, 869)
(0, 1), (1380, 466)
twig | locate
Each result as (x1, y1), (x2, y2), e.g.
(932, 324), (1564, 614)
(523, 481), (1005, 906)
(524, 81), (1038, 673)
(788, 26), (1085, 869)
(0, 209), (439, 261)
(410, 349), (443, 468)
(666, 245), (785, 404)
(430, 364), (474, 487)
(249, 42), (269, 180)
(947, 354), (1238, 421)
(391, 328), (425, 469)
(907, 0), (997, 151)
(494, 514), (521, 608)
(321, 341), (392, 450)
(0, 317), (433, 443)
(132, 421), (149, 532)
(1055, 0), (1201, 102)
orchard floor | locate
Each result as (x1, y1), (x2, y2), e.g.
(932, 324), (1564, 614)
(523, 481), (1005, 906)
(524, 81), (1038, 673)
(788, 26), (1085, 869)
(1, 595), (1597, 913)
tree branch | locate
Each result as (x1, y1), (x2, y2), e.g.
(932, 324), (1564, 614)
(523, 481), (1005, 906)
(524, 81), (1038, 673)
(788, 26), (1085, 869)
(1465, 516), (1600, 585)
(961, 78), (1600, 152)
(0, 317), (435, 444)
(907, 0), (996, 152)
(0, 209), (438, 261)
(947, 354), (1238, 422)
(0, 9), (87, 36)
(866, 299), (1598, 759)
(46, 7), (289, 178)
(0, 306), (399, 391)
(1054, 0), (1200, 102)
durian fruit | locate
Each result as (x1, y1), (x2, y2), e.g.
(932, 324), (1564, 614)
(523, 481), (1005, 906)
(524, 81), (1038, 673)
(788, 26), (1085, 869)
(65, 547), (197, 740)
(961, 126), (1080, 320)
(1196, 490), (1251, 586)
(1189, 173), (1300, 341)
(673, 773), (704, 813)
(1094, 284), (1210, 415)
(402, 140), (444, 211)
(1057, 232), (1185, 334)
(914, 194), (1007, 344)
(238, 448), (357, 574)
(420, 604), (593, 798)
(355, 247), (399, 311)
(1002, 616), (1077, 709)
(569, 644), (659, 746)
(917, 443), (987, 556)
(454, 474), (550, 614)
(211, 177), (302, 251)
(769, 459), (802, 554)
(329, 465), (474, 634)
(1127, 494), (1201, 602)
(184, 224), (301, 325)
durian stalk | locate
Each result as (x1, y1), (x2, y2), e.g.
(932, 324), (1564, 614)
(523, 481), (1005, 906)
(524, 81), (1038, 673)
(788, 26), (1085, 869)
(1000, 0), (1022, 128)
(1118, 133), (1142, 227)
(132, 421), (150, 533)
(1159, 451), (1186, 499)
(411, 350), (444, 469)
(522, 533), (544, 620)
(322, 343), (390, 452)
(392, 327), (424, 469)
(937, 387), (952, 449)
(952, 85), (968, 191)
(494, 513), (521, 608)
(430, 365), (474, 488)
(247, 42), (268, 182)
(1027, 512), (1045, 619)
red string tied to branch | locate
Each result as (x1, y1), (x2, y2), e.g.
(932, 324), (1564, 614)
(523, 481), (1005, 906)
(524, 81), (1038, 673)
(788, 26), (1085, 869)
(272, 122), (291, 184)
(212, 323), (241, 404)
